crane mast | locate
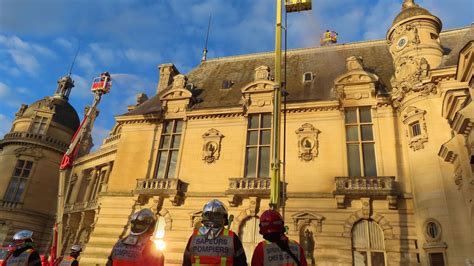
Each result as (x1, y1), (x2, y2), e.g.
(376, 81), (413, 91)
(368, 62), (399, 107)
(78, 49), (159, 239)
(51, 72), (111, 265)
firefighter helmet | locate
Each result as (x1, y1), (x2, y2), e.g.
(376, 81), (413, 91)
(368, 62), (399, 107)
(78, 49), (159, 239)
(201, 199), (229, 227)
(12, 230), (34, 249)
(130, 209), (156, 236)
(259, 209), (284, 234)
(71, 244), (82, 253)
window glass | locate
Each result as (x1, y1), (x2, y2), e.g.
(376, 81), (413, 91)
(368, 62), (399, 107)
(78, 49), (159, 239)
(258, 147), (270, 177)
(363, 144), (377, 176)
(160, 136), (170, 149)
(245, 114), (271, 178)
(429, 253), (445, 266)
(345, 107), (376, 177)
(249, 116), (259, 129)
(175, 120), (183, 133)
(261, 114), (272, 128)
(260, 131), (270, 145)
(171, 135), (181, 148)
(164, 121), (173, 133)
(345, 109), (357, 124)
(156, 152), (167, 179)
(155, 120), (183, 179)
(248, 131), (258, 145)
(359, 108), (372, 123)
(245, 148), (257, 177)
(346, 126), (359, 141)
(348, 144), (361, 177)
(3, 160), (33, 203)
(361, 126), (373, 141)
(167, 151), (179, 178)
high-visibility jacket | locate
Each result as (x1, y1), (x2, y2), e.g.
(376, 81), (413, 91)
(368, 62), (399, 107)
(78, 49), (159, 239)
(251, 239), (307, 266)
(108, 236), (164, 266)
(6, 249), (34, 266)
(189, 228), (235, 265)
(58, 256), (77, 266)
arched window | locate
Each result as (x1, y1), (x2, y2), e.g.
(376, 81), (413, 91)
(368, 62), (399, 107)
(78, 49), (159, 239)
(239, 217), (264, 264)
(352, 220), (386, 266)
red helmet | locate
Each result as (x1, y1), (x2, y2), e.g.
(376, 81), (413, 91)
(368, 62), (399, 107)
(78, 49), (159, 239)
(259, 210), (284, 234)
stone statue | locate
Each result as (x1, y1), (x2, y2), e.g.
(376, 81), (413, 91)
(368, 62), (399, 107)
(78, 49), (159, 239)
(302, 228), (315, 263)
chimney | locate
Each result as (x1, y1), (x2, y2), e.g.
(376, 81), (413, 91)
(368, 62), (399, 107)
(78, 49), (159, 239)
(157, 64), (179, 94)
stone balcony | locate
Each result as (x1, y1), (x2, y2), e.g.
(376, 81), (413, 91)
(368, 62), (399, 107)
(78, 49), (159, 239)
(134, 178), (185, 206)
(64, 199), (100, 214)
(225, 177), (271, 206)
(0, 200), (23, 209)
(334, 176), (398, 209)
(0, 131), (69, 152)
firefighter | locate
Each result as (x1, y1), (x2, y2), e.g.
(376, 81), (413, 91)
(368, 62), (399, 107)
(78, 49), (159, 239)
(183, 199), (248, 265)
(5, 230), (41, 266)
(106, 209), (164, 266)
(251, 210), (307, 266)
(59, 245), (82, 266)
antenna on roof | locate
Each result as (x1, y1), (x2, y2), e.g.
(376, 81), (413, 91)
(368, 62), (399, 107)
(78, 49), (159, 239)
(201, 14), (212, 62)
(68, 44), (80, 77)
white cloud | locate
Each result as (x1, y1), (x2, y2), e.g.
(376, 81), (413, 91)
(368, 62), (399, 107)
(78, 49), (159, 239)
(76, 53), (96, 75)
(54, 37), (74, 50)
(124, 49), (160, 65)
(71, 74), (92, 99)
(0, 114), (12, 138)
(0, 82), (22, 107)
(91, 125), (111, 151)
(89, 43), (119, 64)
(7, 49), (40, 76)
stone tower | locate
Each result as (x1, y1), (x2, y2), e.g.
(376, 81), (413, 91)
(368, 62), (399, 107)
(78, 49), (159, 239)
(387, 1), (473, 265)
(0, 75), (79, 253)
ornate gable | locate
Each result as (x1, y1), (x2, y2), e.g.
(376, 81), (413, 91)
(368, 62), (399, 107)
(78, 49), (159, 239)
(160, 74), (193, 119)
(334, 56), (379, 106)
(240, 65), (276, 114)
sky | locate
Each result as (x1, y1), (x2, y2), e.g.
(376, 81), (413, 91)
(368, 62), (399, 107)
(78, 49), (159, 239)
(0, 0), (472, 150)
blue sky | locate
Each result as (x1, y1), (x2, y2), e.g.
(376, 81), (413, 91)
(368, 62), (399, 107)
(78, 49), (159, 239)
(0, 0), (472, 149)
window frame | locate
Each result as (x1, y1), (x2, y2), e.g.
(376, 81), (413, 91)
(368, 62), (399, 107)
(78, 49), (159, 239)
(154, 120), (184, 179)
(244, 113), (271, 178)
(344, 107), (377, 177)
(351, 219), (387, 266)
(3, 159), (35, 203)
(29, 115), (49, 135)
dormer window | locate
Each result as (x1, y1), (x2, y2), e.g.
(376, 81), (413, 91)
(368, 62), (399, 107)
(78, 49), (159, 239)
(303, 72), (313, 83)
(30, 116), (49, 135)
(222, 80), (234, 89)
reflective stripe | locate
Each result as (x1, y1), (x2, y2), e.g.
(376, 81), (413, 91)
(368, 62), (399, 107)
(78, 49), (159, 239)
(191, 228), (234, 266)
(6, 249), (33, 266)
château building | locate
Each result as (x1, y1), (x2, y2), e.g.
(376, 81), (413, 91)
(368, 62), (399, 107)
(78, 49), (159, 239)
(1, 0), (473, 265)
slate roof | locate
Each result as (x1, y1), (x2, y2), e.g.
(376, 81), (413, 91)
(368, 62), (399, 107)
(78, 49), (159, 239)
(125, 25), (473, 116)
(22, 97), (80, 131)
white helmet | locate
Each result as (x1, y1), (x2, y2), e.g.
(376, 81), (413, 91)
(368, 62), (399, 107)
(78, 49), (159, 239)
(201, 199), (228, 227)
(71, 244), (82, 253)
(130, 209), (156, 236)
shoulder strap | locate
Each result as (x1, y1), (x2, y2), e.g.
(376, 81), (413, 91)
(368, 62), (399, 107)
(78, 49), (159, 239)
(274, 240), (301, 266)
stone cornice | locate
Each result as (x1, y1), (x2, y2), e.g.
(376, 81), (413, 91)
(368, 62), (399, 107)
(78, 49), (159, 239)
(73, 145), (117, 166)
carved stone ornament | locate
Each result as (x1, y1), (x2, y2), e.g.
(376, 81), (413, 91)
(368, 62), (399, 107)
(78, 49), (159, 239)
(189, 210), (202, 228)
(391, 57), (436, 107)
(202, 128), (224, 163)
(454, 168), (463, 190)
(15, 104), (28, 118)
(402, 106), (428, 151)
(295, 123), (320, 161)
(14, 146), (43, 160)
(291, 212), (324, 233)
(361, 197), (371, 219)
(172, 74), (187, 89)
(346, 56), (364, 71)
(254, 66), (270, 81)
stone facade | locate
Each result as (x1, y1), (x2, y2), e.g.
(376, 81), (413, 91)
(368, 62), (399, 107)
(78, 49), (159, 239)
(1, 1), (472, 266)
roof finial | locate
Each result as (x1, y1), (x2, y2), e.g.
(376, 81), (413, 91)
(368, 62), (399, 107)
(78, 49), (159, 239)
(402, 0), (418, 9)
(201, 14), (211, 62)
